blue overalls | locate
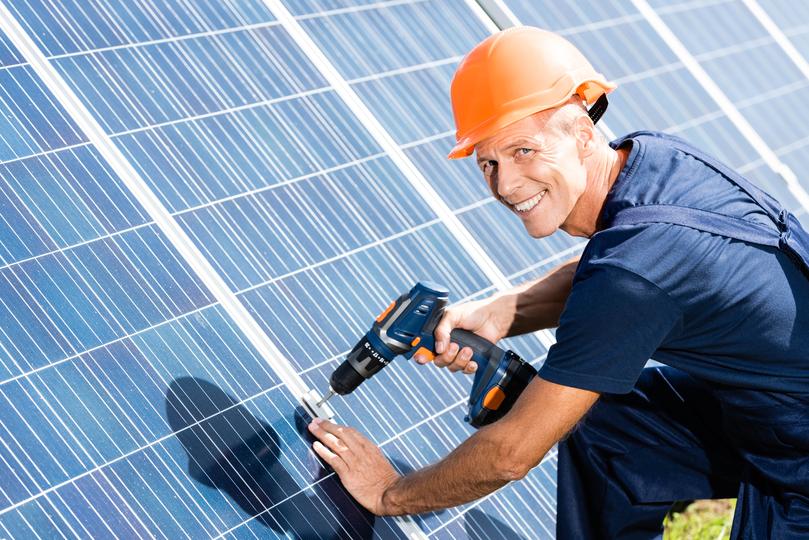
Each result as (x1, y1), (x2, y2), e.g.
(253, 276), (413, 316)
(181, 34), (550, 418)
(556, 133), (809, 539)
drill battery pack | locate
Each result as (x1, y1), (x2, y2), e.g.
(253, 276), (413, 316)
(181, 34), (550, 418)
(465, 349), (537, 428)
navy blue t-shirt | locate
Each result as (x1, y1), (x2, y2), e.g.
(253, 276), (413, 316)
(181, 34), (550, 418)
(537, 131), (809, 394)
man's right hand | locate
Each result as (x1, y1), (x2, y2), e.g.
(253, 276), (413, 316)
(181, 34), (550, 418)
(414, 296), (513, 374)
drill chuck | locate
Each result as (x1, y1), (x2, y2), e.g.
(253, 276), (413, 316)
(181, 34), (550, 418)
(329, 334), (392, 395)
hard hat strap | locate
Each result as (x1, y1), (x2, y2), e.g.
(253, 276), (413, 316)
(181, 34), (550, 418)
(587, 94), (609, 125)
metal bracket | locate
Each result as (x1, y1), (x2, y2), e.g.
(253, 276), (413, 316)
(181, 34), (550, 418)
(301, 389), (336, 420)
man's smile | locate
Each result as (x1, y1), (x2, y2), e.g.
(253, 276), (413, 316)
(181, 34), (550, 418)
(511, 189), (548, 213)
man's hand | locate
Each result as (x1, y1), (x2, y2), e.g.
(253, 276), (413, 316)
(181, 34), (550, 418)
(415, 296), (514, 373)
(307, 418), (400, 515)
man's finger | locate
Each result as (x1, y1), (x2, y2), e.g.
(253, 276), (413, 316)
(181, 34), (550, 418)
(434, 312), (458, 354)
(434, 342), (460, 368)
(463, 361), (478, 374)
(311, 419), (359, 443)
(447, 347), (473, 372)
(320, 432), (350, 454)
(312, 441), (348, 473)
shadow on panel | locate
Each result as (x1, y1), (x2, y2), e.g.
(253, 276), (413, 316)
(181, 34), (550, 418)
(166, 377), (392, 539)
(464, 508), (528, 540)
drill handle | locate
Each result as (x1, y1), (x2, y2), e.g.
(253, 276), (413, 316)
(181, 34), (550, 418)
(448, 329), (502, 358)
(403, 327), (504, 369)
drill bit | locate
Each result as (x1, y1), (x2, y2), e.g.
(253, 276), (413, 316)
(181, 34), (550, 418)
(316, 387), (335, 408)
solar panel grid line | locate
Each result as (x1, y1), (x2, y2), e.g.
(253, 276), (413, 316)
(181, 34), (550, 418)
(45, 18), (282, 63)
(296, 0), (429, 21)
(347, 56), (462, 86)
(633, 0), (809, 211)
(110, 85), (331, 145)
(400, 130), (455, 149)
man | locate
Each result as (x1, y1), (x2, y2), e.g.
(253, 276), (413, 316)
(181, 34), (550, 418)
(308, 27), (809, 538)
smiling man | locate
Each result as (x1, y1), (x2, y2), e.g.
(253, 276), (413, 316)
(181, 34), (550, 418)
(308, 27), (809, 539)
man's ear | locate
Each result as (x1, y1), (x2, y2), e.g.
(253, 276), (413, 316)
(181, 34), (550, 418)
(575, 114), (595, 157)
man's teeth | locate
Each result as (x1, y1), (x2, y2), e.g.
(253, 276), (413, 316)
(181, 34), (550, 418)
(514, 190), (547, 212)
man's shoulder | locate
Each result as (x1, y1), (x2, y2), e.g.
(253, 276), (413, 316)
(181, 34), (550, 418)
(580, 223), (714, 293)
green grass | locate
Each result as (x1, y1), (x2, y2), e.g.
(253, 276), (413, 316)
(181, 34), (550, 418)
(663, 499), (736, 540)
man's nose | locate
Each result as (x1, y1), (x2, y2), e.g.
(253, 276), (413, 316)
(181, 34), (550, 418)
(496, 160), (521, 201)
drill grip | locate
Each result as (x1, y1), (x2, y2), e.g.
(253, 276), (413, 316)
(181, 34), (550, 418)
(449, 329), (501, 359)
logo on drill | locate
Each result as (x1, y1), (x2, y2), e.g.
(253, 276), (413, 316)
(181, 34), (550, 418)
(363, 341), (391, 367)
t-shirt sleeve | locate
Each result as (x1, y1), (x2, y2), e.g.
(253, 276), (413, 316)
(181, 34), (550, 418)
(537, 264), (683, 394)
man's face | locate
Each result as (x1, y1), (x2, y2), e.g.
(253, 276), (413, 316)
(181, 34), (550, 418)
(474, 113), (588, 238)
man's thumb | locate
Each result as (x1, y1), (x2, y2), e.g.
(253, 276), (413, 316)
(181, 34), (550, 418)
(433, 311), (457, 354)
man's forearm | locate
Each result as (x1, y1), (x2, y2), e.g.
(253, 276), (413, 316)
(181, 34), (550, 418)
(495, 256), (579, 336)
(380, 426), (536, 515)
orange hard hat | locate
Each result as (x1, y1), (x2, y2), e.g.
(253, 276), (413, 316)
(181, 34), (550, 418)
(448, 26), (616, 159)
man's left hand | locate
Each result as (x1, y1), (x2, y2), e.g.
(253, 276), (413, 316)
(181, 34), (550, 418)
(307, 418), (400, 515)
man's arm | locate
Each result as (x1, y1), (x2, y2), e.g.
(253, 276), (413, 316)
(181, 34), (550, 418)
(307, 376), (599, 515)
(429, 256), (579, 371)
(501, 256), (579, 335)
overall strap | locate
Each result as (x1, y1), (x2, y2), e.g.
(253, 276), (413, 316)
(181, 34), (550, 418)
(657, 135), (784, 222)
(609, 204), (781, 248)
(610, 204), (809, 279)
(609, 132), (809, 278)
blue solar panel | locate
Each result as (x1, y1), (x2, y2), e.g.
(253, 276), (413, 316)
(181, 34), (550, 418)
(1, 0), (808, 538)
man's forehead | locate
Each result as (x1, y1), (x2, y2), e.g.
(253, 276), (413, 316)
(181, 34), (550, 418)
(475, 117), (546, 159)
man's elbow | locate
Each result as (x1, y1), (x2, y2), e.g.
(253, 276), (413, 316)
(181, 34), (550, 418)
(496, 461), (532, 482)
(492, 447), (538, 482)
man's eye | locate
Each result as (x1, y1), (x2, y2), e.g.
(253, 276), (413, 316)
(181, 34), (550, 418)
(517, 148), (533, 156)
(481, 160), (497, 173)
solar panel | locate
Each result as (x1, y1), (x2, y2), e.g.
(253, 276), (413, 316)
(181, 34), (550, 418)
(0, 1), (807, 539)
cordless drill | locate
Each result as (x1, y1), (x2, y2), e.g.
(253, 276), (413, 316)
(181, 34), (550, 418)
(316, 282), (537, 428)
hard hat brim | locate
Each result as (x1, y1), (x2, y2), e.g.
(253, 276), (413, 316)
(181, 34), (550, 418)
(447, 80), (616, 160)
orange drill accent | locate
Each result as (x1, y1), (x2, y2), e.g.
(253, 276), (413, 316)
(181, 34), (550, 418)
(375, 300), (396, 323)
(483, 386), (507, 410)
(411, 336), (421, 347)
(414, 347), (435, 362)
